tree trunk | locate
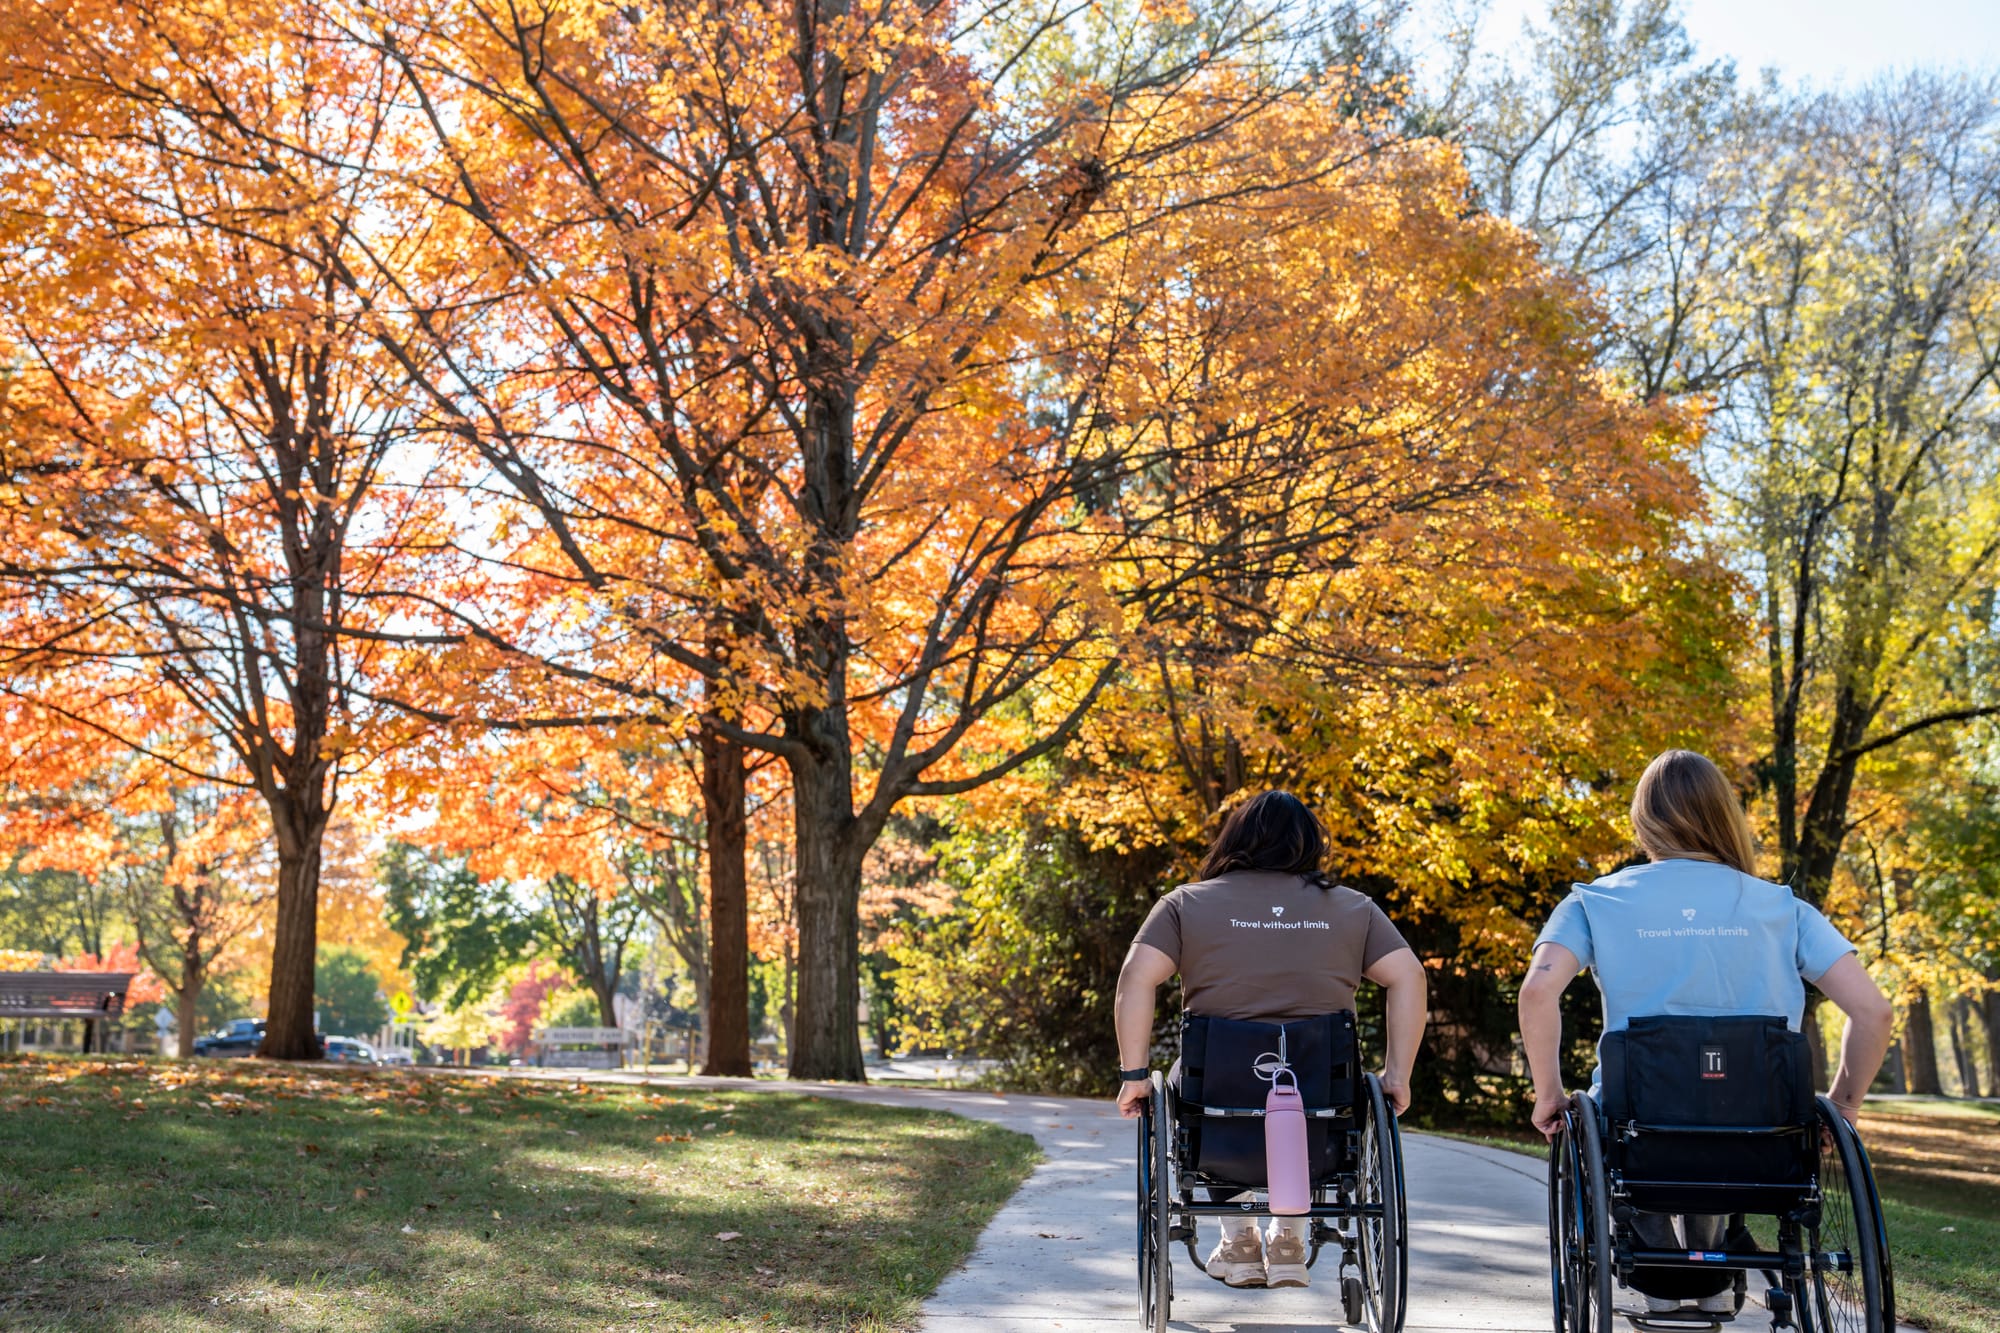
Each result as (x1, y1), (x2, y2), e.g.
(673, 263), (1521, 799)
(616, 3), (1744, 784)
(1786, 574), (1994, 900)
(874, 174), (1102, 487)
(690, 965), (711, 1069)
(1791, 692), (1869, 909)
(1901, 989), (1942, 1096)
(788, 753), (866, 1081)
(593, 976), (618, 1030)
(175, 951), (202, 1060)
(1949, 994), (1981, 1098)
(1804, 999), (1829, 1091)
(261, 823), (325, 1059)
(1984, 979), (2000, 1097)
(701, 722), (752, 1076)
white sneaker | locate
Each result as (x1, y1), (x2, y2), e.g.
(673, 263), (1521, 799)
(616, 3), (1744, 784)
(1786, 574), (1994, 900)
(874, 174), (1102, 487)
(1264, 1222), (1309, 1288)
(1206, 1225), (1266, 1287)
(1645, 1295), (1685, 1315)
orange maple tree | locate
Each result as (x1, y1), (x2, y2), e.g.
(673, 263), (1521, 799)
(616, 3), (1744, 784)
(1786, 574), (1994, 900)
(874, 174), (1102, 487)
(0, 0), (444, 1057)
(294, 0), (1399, 1079)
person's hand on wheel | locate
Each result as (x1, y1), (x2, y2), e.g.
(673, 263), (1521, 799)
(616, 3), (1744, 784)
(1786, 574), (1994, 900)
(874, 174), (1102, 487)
(1531, 1087), (1569, 1142)
(1822, 1095), (1863, 1149)
(1117, 1077), (1153, 1119)
(1378, 1070), (1411, 1116)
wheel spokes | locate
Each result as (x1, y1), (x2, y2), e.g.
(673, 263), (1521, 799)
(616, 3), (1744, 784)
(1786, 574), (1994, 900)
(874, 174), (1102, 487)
(1811, 1129), (1868, 1333)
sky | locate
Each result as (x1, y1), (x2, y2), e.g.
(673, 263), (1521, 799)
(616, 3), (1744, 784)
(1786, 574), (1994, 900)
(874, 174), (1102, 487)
(1446, 0), (2000, 86)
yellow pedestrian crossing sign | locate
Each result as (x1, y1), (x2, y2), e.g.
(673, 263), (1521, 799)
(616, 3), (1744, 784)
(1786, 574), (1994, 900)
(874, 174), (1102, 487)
(391, 990), (413, 1019)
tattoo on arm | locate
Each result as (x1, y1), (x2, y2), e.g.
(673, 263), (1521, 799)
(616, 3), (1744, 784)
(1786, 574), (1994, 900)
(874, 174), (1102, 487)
(1534, 963), (1553, 972)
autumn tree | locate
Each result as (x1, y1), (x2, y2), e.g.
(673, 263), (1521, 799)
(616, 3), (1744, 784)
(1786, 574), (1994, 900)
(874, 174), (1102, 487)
(0, 1), (445, 1056)
(1427, 0), (1746, 399)
(1699, 75), (2000, 912)
(123, 784), (273, 1057)
(275, 0), (1382, 1080)
(895, 98), (1738, 1099)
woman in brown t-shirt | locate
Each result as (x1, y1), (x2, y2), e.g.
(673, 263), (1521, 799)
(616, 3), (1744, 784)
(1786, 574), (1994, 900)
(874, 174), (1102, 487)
(1113, 790), (1427, 1289)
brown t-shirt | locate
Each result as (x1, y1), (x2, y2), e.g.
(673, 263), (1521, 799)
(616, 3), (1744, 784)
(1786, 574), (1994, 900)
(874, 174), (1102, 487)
(1132, 870), (1410, 1022)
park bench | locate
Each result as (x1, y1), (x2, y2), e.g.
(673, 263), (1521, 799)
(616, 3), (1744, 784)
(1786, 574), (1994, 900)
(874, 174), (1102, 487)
(0, 971), (135, 1054)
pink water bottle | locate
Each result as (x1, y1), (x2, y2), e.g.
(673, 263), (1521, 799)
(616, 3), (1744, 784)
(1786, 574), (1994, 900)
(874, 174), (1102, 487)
(1265, 1068), (1310, 1215)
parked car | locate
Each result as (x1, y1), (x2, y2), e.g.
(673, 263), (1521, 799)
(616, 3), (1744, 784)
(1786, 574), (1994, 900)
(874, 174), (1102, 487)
(191, 1019), (325, 1059)
(323, 1036), (377, 1065)
(374, 1045), (414, 1067)
(192, 1019), (263, 1058)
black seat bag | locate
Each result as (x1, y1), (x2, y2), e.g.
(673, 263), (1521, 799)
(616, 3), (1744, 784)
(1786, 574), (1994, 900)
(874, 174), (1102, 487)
(1177, 1010), (1357, 1186)
(1599, 1013), (1815, 1209)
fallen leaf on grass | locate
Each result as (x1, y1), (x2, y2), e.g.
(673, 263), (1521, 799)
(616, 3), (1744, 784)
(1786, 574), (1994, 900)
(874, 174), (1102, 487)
(713, 1231), (742, 1241)
(400, 1224), (416, 1234)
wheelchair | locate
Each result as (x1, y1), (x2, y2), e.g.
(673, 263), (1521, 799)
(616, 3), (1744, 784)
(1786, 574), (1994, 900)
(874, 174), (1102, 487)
(1546, 1015), (1894, 1333)
(1136, 1010), (1408, 1333)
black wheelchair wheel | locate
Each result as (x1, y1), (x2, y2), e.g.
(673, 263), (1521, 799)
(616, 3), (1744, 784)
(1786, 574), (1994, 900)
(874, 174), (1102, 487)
(1799, 1099), (1884, 1333)
(1344, 1274), (1367, 1326)
(1358, 1072), (1406, 1333)
(1133, 1073), (1173, 1331)
(1548, 1096), (1612, 1333)
(1136, 1085), (1159, 1329)
(1153, 1074), (1173, 1332)
(1846, 1120), (1896, 1328)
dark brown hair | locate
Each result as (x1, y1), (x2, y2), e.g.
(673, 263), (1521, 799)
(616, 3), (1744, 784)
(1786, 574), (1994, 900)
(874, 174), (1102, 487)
(1630, 750), (1758, 875)
(1198, 790), (1333, 887)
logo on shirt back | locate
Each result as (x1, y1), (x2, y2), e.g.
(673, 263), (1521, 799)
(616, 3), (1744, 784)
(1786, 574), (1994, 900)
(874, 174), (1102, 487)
(1683, 908), (1697, 921)
(1272, 906), (1285, 917)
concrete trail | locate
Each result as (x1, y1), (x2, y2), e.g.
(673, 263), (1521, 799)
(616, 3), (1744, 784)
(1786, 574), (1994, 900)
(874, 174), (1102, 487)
(472, 1069), (1827, 1333)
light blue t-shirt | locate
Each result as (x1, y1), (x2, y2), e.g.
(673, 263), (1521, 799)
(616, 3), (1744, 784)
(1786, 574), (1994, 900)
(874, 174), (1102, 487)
(1535, 858), (1854, 1082)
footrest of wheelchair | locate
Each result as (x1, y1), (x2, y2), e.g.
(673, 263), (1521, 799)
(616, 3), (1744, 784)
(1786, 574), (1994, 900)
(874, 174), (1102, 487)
(1621, 1311), (1731, 1331)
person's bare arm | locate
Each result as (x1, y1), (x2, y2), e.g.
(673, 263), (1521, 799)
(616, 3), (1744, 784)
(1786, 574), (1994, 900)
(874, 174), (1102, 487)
(1362, 947), (1427, 1114)
(1813, 953), (1894, 1124)
(1113, 942), (1177, 1118)
(1518, 942), (1583, 1140)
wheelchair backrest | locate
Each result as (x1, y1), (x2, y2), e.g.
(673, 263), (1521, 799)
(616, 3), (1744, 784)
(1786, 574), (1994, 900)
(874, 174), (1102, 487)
(1599, 1014), (1816, 1207)
(1600, 1014), (1814, 1129)
(1176, 1010), (1357, 1187)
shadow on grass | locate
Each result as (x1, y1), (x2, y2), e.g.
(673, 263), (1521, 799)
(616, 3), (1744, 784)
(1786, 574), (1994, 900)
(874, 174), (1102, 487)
(0, 1056), (1037, 1332)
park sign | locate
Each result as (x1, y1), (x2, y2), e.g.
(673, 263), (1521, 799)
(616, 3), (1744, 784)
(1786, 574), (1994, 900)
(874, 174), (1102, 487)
(538, 1027), (626, 1045)
(536, 1026), (629, 1070)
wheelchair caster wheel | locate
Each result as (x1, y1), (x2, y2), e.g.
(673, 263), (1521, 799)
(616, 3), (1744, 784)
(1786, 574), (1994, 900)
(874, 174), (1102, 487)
(1343, 1275), (1365, 1325)
(1765, 1287), (1792, 1330)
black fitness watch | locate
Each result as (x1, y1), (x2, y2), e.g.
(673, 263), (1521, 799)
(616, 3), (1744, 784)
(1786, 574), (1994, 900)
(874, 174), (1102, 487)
(1119, 1067), (1152, 1082)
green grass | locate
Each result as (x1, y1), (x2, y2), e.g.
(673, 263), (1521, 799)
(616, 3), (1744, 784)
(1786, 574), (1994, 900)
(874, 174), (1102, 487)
(1879, 1194), (1998, 1333)
(1857, 1107), (2000, 1333)
(0, 1054), (1039, 1332)
(1417, 1126), (1548, 1157)
(1858, 1097), (2000, 1122)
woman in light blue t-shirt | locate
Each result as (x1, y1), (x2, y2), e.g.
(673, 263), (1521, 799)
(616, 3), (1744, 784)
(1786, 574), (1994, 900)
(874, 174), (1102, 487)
(1517, 750), (1894, 1316)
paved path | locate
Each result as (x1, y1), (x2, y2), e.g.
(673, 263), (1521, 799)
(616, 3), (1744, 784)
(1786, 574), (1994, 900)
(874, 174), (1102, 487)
(470, 1069), (1821, 1333)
